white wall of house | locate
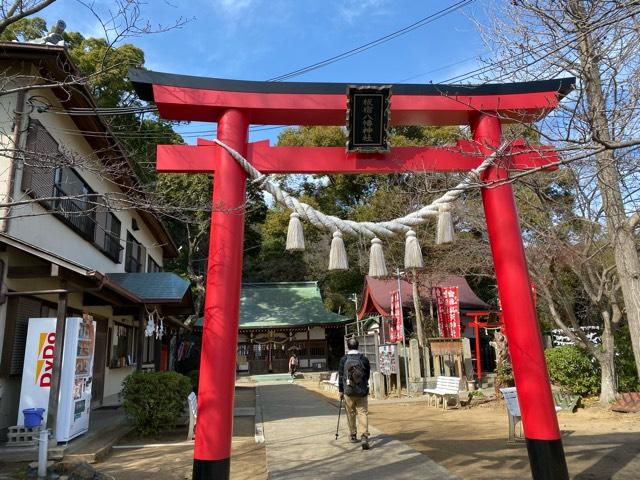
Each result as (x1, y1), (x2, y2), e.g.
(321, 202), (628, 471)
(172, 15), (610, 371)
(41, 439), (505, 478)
(0, 91), (19, 232)
(4, 88), (164, 273)
(0, 65), (169, 437)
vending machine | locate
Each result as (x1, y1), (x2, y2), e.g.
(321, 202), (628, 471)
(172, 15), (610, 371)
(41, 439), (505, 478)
(17, 316), (96, 442)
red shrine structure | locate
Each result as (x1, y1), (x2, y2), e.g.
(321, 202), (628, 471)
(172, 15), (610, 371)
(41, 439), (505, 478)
(130, 69), (574, 480)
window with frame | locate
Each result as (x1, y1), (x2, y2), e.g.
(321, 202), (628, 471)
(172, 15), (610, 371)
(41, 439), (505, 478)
(21, 120), (124, 261)
(108, 323), (135, 368)
(95, 206), (123, 263)
(52, 166), (97, 240)
(125, 232), (146, 273)
(147, 255), (161, 273)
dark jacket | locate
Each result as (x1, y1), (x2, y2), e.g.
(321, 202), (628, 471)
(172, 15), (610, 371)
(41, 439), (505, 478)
(338, 351), (371, 395)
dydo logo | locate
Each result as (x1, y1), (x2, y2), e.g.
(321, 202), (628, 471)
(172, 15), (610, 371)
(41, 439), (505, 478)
(34, 332), (55, 387)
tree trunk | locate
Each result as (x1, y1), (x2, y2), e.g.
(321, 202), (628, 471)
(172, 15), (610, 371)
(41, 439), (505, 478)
(612, 237), (640, 377)
(596, 348), (617, 405)
(570, 0), (640, 377)
(493, 329), (511, 395)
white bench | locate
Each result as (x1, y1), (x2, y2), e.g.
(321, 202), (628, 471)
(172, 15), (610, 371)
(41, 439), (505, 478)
(187, 392), (197, 440)
(500, 387), (561, 443)
(322, 372), (339, 392)
(424, 376), (462, 410)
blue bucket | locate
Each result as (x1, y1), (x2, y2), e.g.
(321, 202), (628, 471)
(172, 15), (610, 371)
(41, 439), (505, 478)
(23, 408), (45, 428)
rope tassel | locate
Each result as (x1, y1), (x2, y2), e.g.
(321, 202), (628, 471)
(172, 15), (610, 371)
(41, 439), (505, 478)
(436, 206), (455, 245)
(404, 229), (424, 269)
(328, 231), (348, 271)
(286, 212), (305, 251)
(368, 237), (388, 278)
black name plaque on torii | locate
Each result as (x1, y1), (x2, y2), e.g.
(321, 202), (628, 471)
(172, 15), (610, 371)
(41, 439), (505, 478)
(346, 85), (391, 153)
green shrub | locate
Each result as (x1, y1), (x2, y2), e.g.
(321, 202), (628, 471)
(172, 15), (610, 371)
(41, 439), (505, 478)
(495, 361), (514, 388)
(545, 345), (600, 396)
(615, 326), (640, 392)
(122, 371), (192, 436)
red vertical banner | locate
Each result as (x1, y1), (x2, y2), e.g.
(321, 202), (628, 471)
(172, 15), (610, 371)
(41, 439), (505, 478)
(390, 291), (404, 342)
(433, 286), (461, 338)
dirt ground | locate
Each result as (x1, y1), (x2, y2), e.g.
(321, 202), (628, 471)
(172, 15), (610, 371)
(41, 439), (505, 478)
(306, 381), (640, 479)
(96, 385), (266, 480)
(6, 381), (635, 479)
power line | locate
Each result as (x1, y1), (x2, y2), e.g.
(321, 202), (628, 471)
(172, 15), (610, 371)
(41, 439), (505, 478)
(267, 0), (476, 82)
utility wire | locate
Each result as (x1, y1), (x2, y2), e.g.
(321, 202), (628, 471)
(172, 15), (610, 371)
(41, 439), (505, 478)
(267, 0), (476, 82)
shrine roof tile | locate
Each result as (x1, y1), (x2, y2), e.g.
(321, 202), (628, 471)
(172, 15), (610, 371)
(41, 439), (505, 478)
(106, 272), (191, 303)
(195, 282), (348, 329)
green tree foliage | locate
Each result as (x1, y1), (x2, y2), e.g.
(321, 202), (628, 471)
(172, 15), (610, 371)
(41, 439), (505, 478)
(122, 371), (192, 436)
(246, 124), (499, 317)
(0, 16), (47, 41)
(615, 326), (640, 393)
(20, 19), (225, 304)
(545, 346), (600, 396)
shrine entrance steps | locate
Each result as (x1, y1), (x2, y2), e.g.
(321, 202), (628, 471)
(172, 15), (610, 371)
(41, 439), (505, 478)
(258, 381), (459, 480)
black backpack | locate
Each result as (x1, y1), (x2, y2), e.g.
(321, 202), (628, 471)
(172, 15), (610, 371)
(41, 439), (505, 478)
(343, 354), (367, 397)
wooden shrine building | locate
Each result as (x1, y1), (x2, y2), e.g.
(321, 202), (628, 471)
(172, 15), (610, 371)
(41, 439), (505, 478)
(197, 282), (348, 375)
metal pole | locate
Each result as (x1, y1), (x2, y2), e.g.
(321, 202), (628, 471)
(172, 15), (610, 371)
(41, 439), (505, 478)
(46, 286), (67, 444)
(351, 294), (360, 336)
(474, 320), (482, 382)
(396, 269), (410, 397)
(473, 113), (568, 480)
(193, 109), (248, 480)
(37, 428), (48, 478)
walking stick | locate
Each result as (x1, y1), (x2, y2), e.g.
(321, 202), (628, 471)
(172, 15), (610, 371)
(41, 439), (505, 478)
(335, 396), (343, 440)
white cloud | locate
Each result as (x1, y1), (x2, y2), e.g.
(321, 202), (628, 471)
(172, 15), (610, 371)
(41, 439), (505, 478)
(338, 0), (389, 23)
(213, 0), (256, 18)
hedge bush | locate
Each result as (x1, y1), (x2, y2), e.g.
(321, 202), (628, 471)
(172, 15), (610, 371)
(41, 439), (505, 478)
(544, 345), (600, 396)
(494, 361), (514, 388)
(615, 326), (640, 392)
(122, 371), (192, 436)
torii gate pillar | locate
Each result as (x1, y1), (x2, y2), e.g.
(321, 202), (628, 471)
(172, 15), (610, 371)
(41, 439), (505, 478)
(474, 114), (569, 479)
(193, 109), (248, 478)
(128, 69), (574, 480)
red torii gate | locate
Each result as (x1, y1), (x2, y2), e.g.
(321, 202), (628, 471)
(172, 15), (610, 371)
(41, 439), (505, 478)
(130, 70), (574, 480)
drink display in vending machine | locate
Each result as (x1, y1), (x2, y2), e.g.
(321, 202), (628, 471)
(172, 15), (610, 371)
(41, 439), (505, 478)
(17, 316), (96, 442)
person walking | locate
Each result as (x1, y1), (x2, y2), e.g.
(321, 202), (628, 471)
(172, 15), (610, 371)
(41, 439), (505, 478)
(288, 351), (299, 383)
(338, 338), (371, 449)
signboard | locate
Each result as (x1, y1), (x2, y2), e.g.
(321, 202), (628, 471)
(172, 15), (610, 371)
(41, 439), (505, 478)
(433, 286), (461, 338)
(389, 290), (404, 342)
(346, 85), (391, 152)
(17, 317), (96, 441)
(17, 318), (56, 427)
(378, 344), (398, 375)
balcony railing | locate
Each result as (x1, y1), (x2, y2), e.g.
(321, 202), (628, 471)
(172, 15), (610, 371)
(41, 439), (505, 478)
(53, 186), (96, 240)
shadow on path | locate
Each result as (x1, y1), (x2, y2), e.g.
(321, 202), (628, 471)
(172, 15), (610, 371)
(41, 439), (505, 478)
(259, 382), (460, 480)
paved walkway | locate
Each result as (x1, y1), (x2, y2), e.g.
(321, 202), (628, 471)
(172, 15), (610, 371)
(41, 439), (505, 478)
(259, 382), (460, 480)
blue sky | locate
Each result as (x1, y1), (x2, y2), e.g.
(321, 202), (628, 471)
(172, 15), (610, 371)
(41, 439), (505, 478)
(36, 0), (491, 143)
